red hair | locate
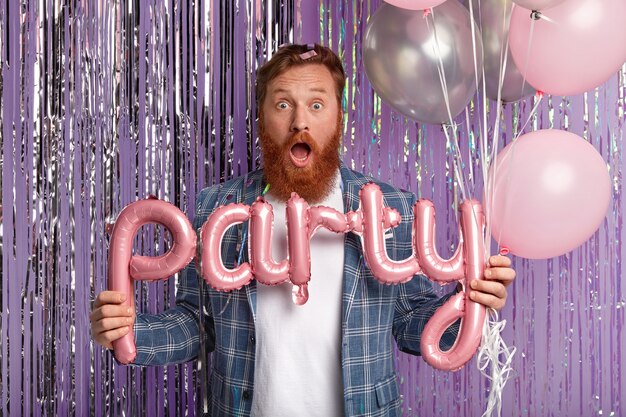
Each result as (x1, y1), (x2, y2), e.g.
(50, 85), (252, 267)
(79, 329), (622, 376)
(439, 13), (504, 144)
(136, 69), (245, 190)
(256, 43), (346, 107)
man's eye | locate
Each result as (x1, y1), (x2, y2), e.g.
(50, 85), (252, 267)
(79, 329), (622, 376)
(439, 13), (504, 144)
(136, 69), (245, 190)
(277, 102), (289, 110)
(312, 103), (323, 110)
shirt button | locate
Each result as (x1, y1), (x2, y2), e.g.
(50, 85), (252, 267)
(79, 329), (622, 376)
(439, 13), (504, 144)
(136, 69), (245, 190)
(243, 390), (251, 400)
(250, 335), (255, 343)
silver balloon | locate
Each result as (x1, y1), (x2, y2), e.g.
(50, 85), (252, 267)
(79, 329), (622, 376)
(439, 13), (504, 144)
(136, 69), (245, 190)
(468, 0), (535, 102)
(362, 1), (483, 124)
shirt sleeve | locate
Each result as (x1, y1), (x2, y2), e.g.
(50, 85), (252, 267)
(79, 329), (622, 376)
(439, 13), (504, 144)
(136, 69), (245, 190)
(132, 188), (217, 366)
(392, 274), (461, 356)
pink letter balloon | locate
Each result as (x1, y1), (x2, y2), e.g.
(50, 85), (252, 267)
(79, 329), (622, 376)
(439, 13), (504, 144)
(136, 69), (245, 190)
(509, 0), (626, 96)
(200, 184), (489, 371)
(108, 198), (197, 364)
(488, 129), (611, 259)
(109, 187), (490, 370)
(419, 201), (486, 371)
(200, 202), (254, 292)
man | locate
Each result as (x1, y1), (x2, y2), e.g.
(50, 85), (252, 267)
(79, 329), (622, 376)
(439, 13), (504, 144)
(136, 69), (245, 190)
(91, 44), (515, 416)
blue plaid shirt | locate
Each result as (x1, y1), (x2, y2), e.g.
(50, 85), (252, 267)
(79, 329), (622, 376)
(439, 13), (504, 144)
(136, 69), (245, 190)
(134, 165), (459, 416)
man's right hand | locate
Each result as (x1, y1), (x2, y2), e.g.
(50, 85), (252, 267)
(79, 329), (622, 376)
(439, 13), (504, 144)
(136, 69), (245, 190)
(90, 291), (135, 350)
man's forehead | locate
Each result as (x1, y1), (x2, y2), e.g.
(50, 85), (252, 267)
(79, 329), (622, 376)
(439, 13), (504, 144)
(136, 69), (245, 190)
(267, 65), (334, 95)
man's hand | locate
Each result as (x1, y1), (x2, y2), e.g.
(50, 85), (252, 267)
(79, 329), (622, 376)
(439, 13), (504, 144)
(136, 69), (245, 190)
(90, 291), (135, 349)
(468, 255), (516, 311)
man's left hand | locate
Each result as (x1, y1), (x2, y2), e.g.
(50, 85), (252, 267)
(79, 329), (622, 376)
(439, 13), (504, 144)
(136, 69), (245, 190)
(468, 255), (516, 311)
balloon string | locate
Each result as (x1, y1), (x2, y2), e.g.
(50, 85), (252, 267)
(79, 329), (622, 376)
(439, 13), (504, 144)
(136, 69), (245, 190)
(518, 4), (535, 103)
(466, 4), (518, 416)
(484, 1), (513, 258)
(465, 0), (481, 201)
(216, 293), (233, 316)
(485, 5), (545, 254)
(465, 108), (475, 197)
(477, 308), (517, 417)
(491, 93), (543, 251)
(426, 9), (469, 203)
(237, 224), (248, 267)
(466, 0), (493, 260)
(467, 0), (483, 106)
(214, 184), (234, 317)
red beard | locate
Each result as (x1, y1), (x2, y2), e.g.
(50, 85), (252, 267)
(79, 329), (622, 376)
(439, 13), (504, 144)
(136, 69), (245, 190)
(259, 114), (342, 203)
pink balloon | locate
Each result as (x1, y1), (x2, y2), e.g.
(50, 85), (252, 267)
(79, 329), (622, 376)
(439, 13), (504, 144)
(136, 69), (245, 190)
(413, 200), (464, 282)
(286, 194), (313, 305)
(197, 184), (489, 370)
(200, 203), (254, 291)
(488, 129), (611, 259)
(108, 198), (197, 364)
(509, 0), (626, 96)
(357, 184), (487, 371)
(202, 194), (354, 304)
(512, 0), (566, 10)
(249, 198), (289, 286)
(419, 201), (486, 371)
(358, 183), (421, 284)
(384, 0), (446, 10)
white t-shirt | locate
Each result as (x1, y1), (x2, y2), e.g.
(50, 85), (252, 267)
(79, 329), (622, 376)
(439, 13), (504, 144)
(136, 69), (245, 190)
(250, 175), (346, 417)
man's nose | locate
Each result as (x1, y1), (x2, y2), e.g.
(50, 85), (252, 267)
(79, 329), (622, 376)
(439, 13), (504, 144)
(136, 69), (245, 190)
(290, 107), (309, 132)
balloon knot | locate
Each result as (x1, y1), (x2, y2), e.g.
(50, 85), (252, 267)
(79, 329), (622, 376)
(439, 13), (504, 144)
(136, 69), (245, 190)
(536, 90), (544, 99)
(499, 247), (510, 256)
(423, 8), (431, 18)
(530, 10), (542, 20)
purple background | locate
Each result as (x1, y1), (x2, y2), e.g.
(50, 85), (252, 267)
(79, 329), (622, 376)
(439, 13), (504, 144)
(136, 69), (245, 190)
(1, 0), (624, 416)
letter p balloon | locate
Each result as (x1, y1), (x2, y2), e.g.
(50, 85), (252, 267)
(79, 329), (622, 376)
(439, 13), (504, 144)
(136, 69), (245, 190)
(107, 198), (197, 364)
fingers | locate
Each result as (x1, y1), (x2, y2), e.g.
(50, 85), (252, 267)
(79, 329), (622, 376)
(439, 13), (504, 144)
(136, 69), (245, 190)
(485, 255), (516, 287)
(465, 255), (516, 311)
(468, 285), (506, 311)
(484, 266), (516, 287)
(470, 279), (506, 300)
(93, 316), (134, 332)
(93, 326), (131, 350)
(469, 279), (507, 310)
(488, 255), (511, 268)
(90, 291), (135, 350)
(90, 303), (134, 322)
(93, 291), (127, 309)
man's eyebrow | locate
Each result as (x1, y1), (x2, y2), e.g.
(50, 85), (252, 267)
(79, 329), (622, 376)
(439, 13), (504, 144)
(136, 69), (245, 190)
(309, 87), (330, 94)
(269, 87), (331, 95)
(270, 88), (290, 95)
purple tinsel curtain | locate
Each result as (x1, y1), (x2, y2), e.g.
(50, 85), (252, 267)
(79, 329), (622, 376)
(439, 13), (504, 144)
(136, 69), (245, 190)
(1, 0), (624, 416)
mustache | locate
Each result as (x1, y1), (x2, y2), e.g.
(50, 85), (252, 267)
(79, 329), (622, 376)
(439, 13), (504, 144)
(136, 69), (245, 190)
(258, 114), (342, 203)
(284, 130), (318, 152)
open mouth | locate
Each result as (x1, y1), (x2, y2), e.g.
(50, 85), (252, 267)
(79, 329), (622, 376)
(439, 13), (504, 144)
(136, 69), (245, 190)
(289, 142), (312, 168)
